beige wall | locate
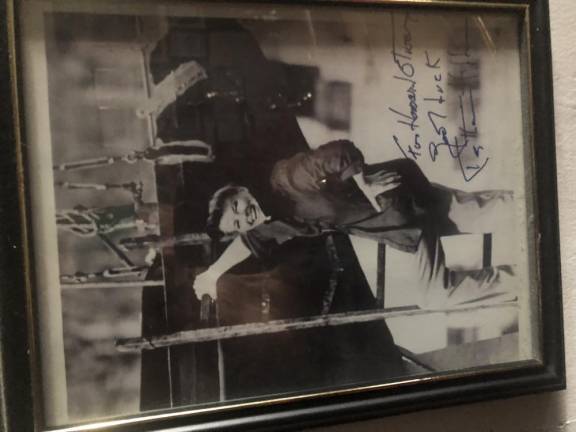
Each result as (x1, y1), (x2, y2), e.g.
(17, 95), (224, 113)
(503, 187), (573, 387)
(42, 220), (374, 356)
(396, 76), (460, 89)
(307, 1), (576, 431)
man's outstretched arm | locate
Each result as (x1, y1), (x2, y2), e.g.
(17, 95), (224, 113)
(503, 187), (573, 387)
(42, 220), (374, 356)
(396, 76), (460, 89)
(193, 236), (252, 299)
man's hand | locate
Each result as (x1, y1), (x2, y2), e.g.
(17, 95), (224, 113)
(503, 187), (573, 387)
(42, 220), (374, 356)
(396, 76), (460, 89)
(353, 171), (402, 211)
(364, 170), (402, 195)
(193, 271), (219, 299)
(365, 170), (402, 206)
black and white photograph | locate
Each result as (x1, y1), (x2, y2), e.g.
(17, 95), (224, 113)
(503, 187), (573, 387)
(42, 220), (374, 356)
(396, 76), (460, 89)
(18, 0), (539, 427)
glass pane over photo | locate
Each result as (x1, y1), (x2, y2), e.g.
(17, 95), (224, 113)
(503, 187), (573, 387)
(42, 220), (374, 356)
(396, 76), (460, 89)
(17, 0), (536, 428)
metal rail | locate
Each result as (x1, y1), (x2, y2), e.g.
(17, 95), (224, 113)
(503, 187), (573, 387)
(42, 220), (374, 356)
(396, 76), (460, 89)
(117, 301), (518, 352)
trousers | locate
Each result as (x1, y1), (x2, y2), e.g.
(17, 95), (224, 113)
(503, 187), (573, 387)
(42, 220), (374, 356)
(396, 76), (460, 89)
(409, 188), (518, 309)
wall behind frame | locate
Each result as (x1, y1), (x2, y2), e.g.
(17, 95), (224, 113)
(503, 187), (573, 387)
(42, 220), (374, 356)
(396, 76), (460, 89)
(310, 0), (576, 431)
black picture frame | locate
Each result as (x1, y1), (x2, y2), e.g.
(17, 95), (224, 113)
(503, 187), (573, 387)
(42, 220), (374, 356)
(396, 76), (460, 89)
(0, 0), (564, 431)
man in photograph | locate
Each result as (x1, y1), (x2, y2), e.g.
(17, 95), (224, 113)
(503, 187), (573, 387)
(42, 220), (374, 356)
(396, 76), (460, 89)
(194, 139), (516, 309)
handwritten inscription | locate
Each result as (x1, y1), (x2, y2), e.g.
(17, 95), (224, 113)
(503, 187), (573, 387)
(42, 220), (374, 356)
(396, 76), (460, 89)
(388, 15), (489, 182)
(389, 14), (419, 132)
(391, 13), (417, 77)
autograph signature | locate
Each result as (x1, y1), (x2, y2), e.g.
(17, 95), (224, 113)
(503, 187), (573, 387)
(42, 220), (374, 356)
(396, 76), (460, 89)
(427, 88), (489, 182)
(390, 15), (489, 183)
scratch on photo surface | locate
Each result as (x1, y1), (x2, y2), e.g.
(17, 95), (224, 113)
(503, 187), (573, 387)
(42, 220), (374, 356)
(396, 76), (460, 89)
(304, 9), (318, 61)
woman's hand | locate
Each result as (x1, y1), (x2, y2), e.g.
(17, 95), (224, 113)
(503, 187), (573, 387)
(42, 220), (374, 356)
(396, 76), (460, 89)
(193, 271), (219, 299)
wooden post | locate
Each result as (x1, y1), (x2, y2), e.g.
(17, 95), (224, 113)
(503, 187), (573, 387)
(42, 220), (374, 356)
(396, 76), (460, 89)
(116, 302), (518, 352)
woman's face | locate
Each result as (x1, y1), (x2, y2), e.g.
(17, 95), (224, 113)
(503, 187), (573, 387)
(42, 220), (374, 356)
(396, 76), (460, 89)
(218, 188), (267, 234)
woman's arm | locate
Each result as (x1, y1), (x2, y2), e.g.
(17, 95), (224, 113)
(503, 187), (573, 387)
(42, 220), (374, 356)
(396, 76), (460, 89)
(193, 236), (252, 299)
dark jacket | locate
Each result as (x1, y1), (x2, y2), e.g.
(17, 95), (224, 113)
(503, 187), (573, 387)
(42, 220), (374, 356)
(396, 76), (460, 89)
(243, 139), (450, 255)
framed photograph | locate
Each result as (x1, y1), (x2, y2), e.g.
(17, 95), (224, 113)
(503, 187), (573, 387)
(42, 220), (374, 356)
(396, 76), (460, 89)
(0, 0), (564, 430)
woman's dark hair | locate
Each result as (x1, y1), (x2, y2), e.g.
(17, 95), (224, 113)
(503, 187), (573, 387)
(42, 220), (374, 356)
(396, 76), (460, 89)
(206, 184), (246, 239)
